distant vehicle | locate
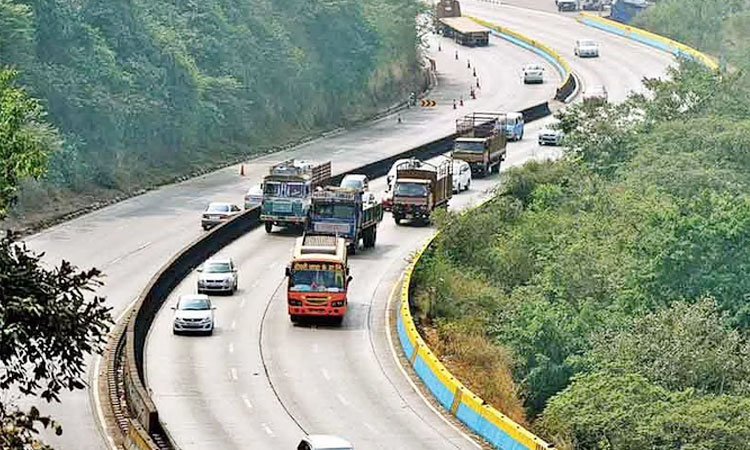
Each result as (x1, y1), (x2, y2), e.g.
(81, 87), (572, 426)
(244, 184), (263, 210)
(339, 174), (369, 192)
(452, 159), (472, 192)
(285, 235), (351, 324)
(581, 0), (603, 10)
(453, 112), (507, 176)
(260, 159), (332, 233)
(538, 125), (565, 146)
(611, 0), (648, 24)
(392, 158), (453, 225)
(504, 112), (525, 141)
(582, 85), (609, 104)
(557, 0), (579, 11)
(171, 294), (215, 335)
(386, 158), (419, 191)
(522, 64), (545, 84)
(574, 39), (600, 57)
(202, 202), (242, 230)
(197, 257), (238, 294)
(297, 435), (354, 450)
(309, 186), (383, 254)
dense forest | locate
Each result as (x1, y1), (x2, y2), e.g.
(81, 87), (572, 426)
(413, 1), (750, 448)
(0, 0), (423, 224)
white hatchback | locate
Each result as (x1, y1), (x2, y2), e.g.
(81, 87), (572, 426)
(297, 435), (354, 450)
(574, 39), (600, 57)
(522, 64), (545, 84)
(172, 294), (215, 336)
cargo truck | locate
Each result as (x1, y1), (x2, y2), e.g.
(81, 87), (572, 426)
(309, 186), (383, 254)
(261, 159), (331, 233)
(285, 234), (351, 324)
(453, 112), (507, 176)
(392, 158), (453, 225)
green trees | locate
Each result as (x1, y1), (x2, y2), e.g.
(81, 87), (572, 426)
(413, 58), (750, 448)
(0, 0), (422, 218)
(0, 67), (113, 449)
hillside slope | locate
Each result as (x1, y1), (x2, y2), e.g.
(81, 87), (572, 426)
(0, 0), (423, 224)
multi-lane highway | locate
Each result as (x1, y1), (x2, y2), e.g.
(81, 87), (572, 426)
(25, 3), (673, 449)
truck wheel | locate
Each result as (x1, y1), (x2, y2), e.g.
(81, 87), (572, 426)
(264, 222), (273, 233)
(348, 243), (357, 255)
(290, 315), (300, 323)
(332, 316), (344, 326)
(394, 216), (401, 225)
(371, 230), (377, 247)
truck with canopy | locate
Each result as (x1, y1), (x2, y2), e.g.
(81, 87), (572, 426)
(392, 158), (453, 225)
(453, 112), (507, 176)
(261, 159), (331, 233)
(309, 186), (383, 254)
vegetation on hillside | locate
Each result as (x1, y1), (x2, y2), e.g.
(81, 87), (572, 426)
(0, 0), (422, 223)
(413, 4), (750, 445)
(0, 67), (112, 449)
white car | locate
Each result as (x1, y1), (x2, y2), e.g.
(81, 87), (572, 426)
(574, 39), (600, 57)
(201, 202), (242, 230)
(297, 435), (354, 450)
(171, 294), (215, 335)
(197, 257), (238, 294)
(244, 184), (263, 209)
(522, 64), (545, 84)
(582, 85), (608, 104)
(386, 158), (420, 191)
(339, 174), (369, 192)
(538, 126), (565, 146)
(452, 159), (472, 193)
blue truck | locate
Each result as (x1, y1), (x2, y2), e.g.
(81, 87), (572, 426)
(308, 186), (383, 254)
(261, 159), (332, 233)
(611, 0), (648, 23)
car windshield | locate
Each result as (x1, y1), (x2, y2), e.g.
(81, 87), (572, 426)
(580, 40), (596, 47)
(179, 298), (210, 310)
(207, 203), (230, 213)
(340, 179), (363, 190)
(394, 182), (428, 197)
(264, 182), (281, 196)
(287, 183), (305, 198)
(313, 203), (355, 220)
(290, 268), (345, 292)
(205, 262), (231, 273)
(455, 141), (485, 152)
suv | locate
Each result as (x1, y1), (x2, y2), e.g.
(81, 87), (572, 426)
(558, 0), (579, 11)
(574, 39), (600, 57)
(297, 435), (354, 450)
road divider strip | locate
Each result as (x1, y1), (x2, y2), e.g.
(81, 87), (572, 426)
(577, 12), (719, 70)
(468, 17), (577, 103)
(397, 218), (554, 449)
(100, 29), (562, 450)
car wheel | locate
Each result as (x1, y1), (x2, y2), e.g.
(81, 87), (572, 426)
(466, 179), (471, 190)
(172, 329), (179, 335)
(206, 328), (214, 336)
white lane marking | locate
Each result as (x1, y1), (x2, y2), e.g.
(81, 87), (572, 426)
(241, 394), (253, 410)
(105, 241), (153, 267)
(384, 271), (482, 448)
(231, 320), (237, 330)
(230, 368), (238, 381)
(261, 423), (275, 437)
(336, 393), (350, 406)
(93, 296), (141, 450)
(312, 343), (320, 354)
(240, 298), (246, 308)
(252, 281), (260, 288)
(228, 343), (234, 354)
(321, 368), (331, 380)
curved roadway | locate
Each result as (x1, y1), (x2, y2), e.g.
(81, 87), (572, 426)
(24, 21), (553, 450)
(145, 8), (673, 450)
(25, 3), (674, 449)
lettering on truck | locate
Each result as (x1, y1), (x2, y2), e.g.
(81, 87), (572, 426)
(285, 234), (352, 324)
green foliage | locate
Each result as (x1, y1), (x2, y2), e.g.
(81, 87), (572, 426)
(540, 371), (750, 450)
(0, 0), (422, 207)
(0, 68), (59, 217)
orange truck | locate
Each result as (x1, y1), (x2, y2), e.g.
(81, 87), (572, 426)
(285, 234), (352, 324)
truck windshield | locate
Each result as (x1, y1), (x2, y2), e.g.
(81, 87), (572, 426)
(394, 182), (428, 197)
(313, 203), (355, 220)
(454, 141), (485, 152)
(290, 267), (345, 292)
(264, 182), (281, 196)
(287, 182), (305, 198)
